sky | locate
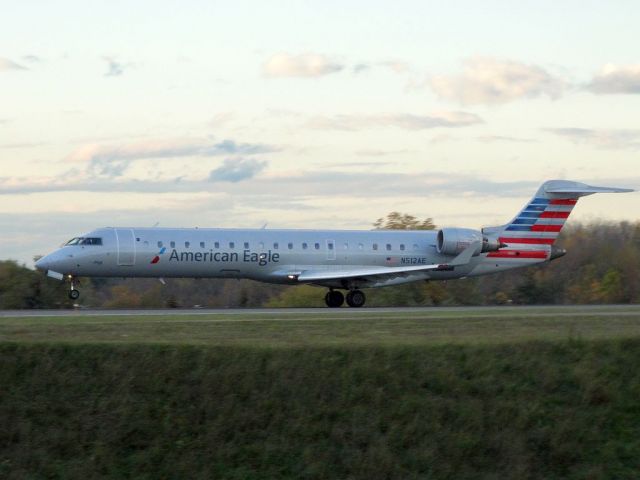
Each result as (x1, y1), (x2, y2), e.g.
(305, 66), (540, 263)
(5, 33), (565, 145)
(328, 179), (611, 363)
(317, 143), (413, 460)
(1, 0), (640, 266)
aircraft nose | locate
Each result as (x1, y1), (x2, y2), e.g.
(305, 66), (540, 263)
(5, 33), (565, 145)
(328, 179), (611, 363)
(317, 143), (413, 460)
(35, 256), (50, 272)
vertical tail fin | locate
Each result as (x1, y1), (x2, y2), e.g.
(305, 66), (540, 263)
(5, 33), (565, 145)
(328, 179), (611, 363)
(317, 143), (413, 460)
(486, 180), (633, 249)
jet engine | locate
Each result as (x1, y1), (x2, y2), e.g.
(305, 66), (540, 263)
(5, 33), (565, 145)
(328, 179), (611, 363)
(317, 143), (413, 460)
(436, 228), (502, 256)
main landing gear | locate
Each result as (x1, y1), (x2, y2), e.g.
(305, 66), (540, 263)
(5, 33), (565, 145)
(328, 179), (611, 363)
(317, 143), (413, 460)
(324, 289), (366, 308)
(68, 276), (80, 300)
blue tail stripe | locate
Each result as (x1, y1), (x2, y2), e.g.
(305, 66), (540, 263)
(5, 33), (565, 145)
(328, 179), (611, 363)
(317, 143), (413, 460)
(506, 225), (532, 231)
(530, 197), (550, 205)
(513, 218), (537, 225)
(519, 211), (542, 218)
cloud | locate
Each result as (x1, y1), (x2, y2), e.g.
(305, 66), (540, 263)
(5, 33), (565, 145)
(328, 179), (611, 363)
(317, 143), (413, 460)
(352, 63), (370, 74)
(22, 55), (42, 64)
(209, 158), (267, 182)
(263, 53), (343, 78)
(307, 111), (483, 131)
(429, 56), (565, 105)
(586, 64), (640, 94)
(544, 127), (640, 150)
(476, 135), (537, 144)
(0, 57), (27, 72)
(379, 60), (410, 74)
(0, 168), (540, 199)
(67, 138), (276, 164)
(355, 149), (410, 157)
(103, 56), (131, 77)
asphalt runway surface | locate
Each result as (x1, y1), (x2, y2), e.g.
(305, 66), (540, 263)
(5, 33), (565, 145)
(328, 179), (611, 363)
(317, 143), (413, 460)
(2, 304), (640, 318)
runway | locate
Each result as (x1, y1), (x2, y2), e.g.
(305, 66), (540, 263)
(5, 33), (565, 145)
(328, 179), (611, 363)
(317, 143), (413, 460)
(2, 304), (640, 318)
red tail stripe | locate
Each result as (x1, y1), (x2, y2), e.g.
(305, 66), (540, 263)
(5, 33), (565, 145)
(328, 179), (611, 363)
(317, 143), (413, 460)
(499, 237), (555, 245)
(487, 250), (548, 259)
(539, 211), (570, 219)
(531, 224), (563, 232)
(549, 199), (577, 205)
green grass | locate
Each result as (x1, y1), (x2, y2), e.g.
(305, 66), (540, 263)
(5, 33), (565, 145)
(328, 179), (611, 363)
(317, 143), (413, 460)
(1, 307), (640, 479)
(2, 306), (640, 346)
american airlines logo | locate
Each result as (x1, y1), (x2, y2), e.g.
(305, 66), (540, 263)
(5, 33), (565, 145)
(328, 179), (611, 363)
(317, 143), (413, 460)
(150, 247), (166, 264)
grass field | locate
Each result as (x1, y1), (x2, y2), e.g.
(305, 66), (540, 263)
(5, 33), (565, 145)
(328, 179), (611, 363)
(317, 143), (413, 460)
(2, 306), (640, 479)
(2, 305), (640, 347)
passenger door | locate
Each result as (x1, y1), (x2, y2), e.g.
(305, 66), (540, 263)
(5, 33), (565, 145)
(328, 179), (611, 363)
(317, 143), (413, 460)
(115, 229), (136, 266)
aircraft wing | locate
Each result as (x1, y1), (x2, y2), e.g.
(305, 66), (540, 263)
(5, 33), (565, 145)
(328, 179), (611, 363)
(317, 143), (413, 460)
(296, 241), (479, 283)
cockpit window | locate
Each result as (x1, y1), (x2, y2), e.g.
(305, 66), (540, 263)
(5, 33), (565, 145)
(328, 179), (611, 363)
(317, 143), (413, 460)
(81, 237), (103, 245)
(66, 237), (102, 246)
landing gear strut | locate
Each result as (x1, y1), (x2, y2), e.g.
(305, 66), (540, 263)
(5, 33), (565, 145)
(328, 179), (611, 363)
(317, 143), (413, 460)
(346, 290), (366, 308)
(68, 276), (80, 300)
(324, 290), (344, 308)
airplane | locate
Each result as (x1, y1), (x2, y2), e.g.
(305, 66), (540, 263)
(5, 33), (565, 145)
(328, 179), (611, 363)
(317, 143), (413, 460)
(35, 180), (633, 308)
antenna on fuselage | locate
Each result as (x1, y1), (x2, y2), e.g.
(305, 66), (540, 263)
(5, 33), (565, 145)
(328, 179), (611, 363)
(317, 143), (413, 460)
(261, 223), (268, 229)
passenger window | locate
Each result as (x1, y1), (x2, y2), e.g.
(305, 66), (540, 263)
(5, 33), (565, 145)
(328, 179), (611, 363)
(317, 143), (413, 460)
(302, 242), (308, 250)
(200, 241), (205, 248)
(358, 243), (363, 250)
(328, 243), (334, 250)
(373, 243), (378, 251)
(386, 244), (391, 251)
(343, 243), (348, 249)
(229, 242), (235, 249)
(315, 242), (320, 250)
(214, 241), (220, 249)
(273, 242), (279, 250)
(244, 242), (249, 249)
(400, 244), (405, 251)
(288, 242), (293, 250)
(158, 241), (163, 248)
(185, 241), (190, 248)
(170, 241), (175, 248)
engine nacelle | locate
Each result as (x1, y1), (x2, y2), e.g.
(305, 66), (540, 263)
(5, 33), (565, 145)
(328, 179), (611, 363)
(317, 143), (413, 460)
(436, 228), (502, 256)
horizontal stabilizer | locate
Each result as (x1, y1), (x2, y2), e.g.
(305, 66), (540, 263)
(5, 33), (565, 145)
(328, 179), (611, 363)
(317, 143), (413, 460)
(544, 180), (634, 198)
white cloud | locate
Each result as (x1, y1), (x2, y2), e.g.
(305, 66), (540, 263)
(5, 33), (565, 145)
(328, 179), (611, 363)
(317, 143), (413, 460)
(0, 57), (27, 72)
(379, 60), (410, 74)
(209, 158), (267, 182)
(102, 56), (131, 77)
(429, 56), (565, 105)
(263, 53), (343, 78)
(476, 135), (537, 144)
(66, 138), (276, 164)
(307, 111), (482, 131)
(587, 64), (640, 94)
(544, 127), (640, 150)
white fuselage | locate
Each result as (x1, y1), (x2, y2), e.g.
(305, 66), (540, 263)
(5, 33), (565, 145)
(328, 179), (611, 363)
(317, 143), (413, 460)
(36, 226), (543, 289)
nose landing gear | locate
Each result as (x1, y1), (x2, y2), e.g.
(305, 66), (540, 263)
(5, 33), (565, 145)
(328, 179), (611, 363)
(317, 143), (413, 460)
(68, 276), (80, 300)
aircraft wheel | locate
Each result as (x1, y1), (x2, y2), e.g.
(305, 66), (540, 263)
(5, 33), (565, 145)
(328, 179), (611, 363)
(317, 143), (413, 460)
(69, 289), (80, 300)
(346, 290), (365, 308)
(324, 290), (344, 308)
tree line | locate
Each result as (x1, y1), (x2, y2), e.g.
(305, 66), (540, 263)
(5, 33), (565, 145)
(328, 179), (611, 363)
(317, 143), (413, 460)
(1, 215), (639, 309)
